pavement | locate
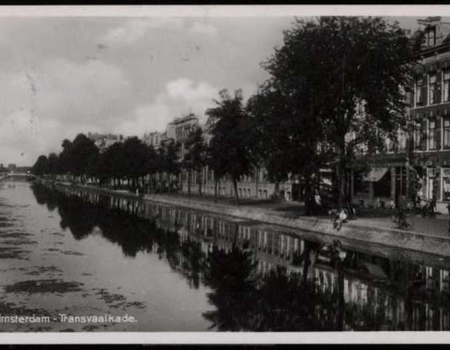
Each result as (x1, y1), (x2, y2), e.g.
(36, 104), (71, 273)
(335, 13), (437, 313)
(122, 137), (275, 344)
(51, 181), (450, 238)
(143, 192), (450, 238)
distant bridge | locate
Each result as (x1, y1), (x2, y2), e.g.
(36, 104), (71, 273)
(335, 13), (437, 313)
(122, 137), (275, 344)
(0, 173), (37, 182)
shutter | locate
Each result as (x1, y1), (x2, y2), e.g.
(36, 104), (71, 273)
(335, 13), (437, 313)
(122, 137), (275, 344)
(409, 89), (415, 108)
(436, 70), (442, 104)
(436, 116), (442, 150)
(421, 118), (428, 151)
(437, 172), (442, 201)
(422, 74), (428, 106)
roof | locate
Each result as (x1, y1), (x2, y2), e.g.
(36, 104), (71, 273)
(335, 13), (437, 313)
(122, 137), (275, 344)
(170, 113), (199, 125)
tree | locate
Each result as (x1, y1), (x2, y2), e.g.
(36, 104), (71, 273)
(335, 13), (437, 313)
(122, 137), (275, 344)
(57, 139), (73, 178)
(86, 152), (106, 186)
(103, 142), (126, 188)
(68, 134), (99, 183)
(183, 127), (208, 195)
(145, 144), (159, 193)
(156, 142), (181, 193)
(47, 153), (59, 179)
(121, 137), (148, 191)
(206, 89), (257, 204)
(56, 134), (98, 183)
(31, 155), (48, 177)
(262, 17), (417, 209)
(247, 85), (330, 210)
(164, 142), (181, 192)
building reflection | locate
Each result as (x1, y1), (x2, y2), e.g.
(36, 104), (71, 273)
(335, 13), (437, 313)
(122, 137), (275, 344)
(31, 183), (450, 331)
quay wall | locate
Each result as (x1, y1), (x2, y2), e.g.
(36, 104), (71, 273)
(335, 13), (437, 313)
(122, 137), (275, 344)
(47, 180), (450, 257)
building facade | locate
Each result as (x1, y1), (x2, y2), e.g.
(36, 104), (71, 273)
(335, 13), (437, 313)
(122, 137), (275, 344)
(409, 17), (450, 213)
(149, 113), (297, 201)
(349, 17), (450, 213)
(87, 132), (124, 153)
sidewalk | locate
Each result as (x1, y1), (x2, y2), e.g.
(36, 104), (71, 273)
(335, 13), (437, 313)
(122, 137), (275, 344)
(143, 191), (450, 238)
(54, 181), (450, 238)
(49, 181), (450, 256)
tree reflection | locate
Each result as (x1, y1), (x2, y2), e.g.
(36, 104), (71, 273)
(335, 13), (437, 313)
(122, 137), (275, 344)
(180, 238), (205, 289)
(202, 245), (258, 331)
(57, 194), (99, 240)
(201, 241), (416, 331)
(201, 243), (347, 331)
(30, 183), (450, 331)
(30, 183), (60, 212)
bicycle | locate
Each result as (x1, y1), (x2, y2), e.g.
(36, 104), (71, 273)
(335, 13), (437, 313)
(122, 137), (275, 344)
(391, 208), (413, 231)
(420, 199), (436, 218)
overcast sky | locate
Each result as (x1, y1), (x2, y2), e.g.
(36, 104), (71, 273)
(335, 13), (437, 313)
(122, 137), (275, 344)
(0, 13), (434, 166)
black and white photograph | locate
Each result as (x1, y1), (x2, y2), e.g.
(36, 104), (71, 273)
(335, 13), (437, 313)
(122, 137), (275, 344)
(1, 5), (450, 344)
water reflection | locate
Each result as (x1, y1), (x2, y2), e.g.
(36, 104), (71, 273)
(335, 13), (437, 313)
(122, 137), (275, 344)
(31, 183), (450, 331)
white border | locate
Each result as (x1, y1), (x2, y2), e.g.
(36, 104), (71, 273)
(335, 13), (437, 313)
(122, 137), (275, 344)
(2, 4), (450, 344)
(0, 5), (446, 17)
(0, 331), (449, 344)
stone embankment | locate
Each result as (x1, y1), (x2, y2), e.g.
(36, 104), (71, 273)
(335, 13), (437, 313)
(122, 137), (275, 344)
(144, 194), (450, 258)
(48, 180), (450, 257)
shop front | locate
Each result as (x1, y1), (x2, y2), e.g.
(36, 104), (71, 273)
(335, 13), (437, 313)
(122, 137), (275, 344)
(352, 158), (408, 209)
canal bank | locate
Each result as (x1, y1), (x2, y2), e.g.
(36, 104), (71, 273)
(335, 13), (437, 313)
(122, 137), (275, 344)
(46, 180), (450, 257)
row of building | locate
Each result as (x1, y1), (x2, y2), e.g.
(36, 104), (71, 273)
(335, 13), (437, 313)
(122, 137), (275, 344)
(86, 17), (450, 212)
(89, 113), (297, 202)
(0, 163), (30, 175)
(355, 16), (450, 213)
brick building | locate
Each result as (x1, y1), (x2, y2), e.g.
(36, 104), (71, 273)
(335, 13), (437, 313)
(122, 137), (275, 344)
(349, 17), (450, 213)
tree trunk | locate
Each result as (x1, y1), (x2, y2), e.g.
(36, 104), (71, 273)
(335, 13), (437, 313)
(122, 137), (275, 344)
(214, 178), (218, 203)
(198, 170), (203, 195)
(149, 174), (153, 194)
(302, 247), (310, 286)
(188, 170), (191, 196)
(167, 173), (170, 193)
(336, 142), (347, 210)
(273, 181), (281, 201)
(233, 178), (240, 205)
(304, 175), (314, 216)
(336, 160), (345, 210)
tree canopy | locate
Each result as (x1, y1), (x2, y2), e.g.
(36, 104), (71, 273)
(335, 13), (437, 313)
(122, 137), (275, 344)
(206, 89), (257, 203)
(259, 16), (417, 208)
(31, 155), (48, 176)
(183, 126), (207, 194)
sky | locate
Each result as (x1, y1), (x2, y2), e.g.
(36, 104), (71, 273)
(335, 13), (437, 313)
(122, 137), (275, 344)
(0, 10), (438, 166)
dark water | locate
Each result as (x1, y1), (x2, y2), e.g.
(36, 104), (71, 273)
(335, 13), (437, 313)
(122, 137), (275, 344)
(2, 181), (450, 331)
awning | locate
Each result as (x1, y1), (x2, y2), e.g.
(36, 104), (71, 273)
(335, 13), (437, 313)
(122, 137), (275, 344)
(363, 167), (388, 182)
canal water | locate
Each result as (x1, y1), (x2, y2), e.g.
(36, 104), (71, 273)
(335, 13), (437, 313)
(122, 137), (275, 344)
(2, 181), (450, 331)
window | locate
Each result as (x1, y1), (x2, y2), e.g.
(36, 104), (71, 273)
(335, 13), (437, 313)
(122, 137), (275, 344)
(429, 74), (440, 105)
(373, 168), (391, 197)
(429, 119), (436, 150)
(416, 79), (424, 106)
(398, 129), (407, 152)
(395, 167), (407, 197)
(444, 70), (450, 103)
(386, 137), (395, 153)
(444, 118), (450, 148)
(427, 27), (437, 47)
(414, 122), (422, 150)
